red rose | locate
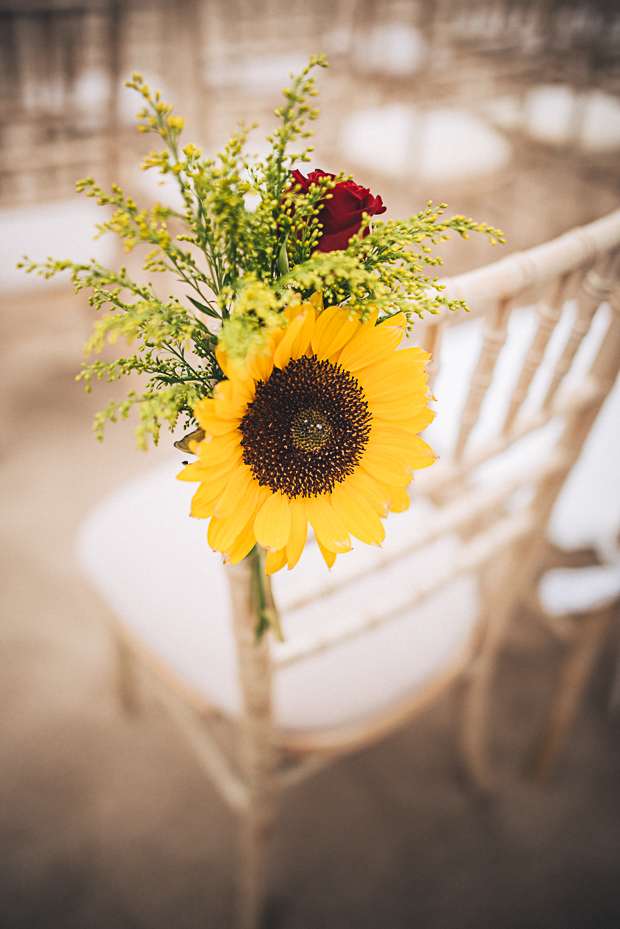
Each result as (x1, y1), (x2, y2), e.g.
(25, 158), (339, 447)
(290, 169), (386, 252)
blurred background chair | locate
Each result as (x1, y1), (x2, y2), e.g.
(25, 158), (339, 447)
(530, 539), (620, 783)
(78, 208), (620, 928)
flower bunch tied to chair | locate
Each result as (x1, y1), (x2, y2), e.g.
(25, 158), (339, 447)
(22, 56), (502, 637)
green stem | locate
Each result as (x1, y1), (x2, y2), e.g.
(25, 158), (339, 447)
(249, 545), (284, 643)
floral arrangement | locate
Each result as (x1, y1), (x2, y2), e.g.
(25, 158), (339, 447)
(22, 57), (501, 625)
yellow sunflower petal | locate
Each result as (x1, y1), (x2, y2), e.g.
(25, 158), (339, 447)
(282, 302), (301, 323)
(406, 454), (436, 470)
(374, 346), (430, 376)
(396, 409), (436, 432)
(190, 471), (232, 518)
(362, 443), (411, 486)
(337, 319), (403, 373)
(229, 371), (256, 408)
(214, 368), (256, 412)
(214, 344), (233, 380)
(387, 485), (411, 512)
(395, 344), (431, 363)
(177, 460), (209, 482)
(227, 486), (271, 563)
(374, 480), (411, 513)
(208, 482), (260, 552)
(213, 379), (253, 420)
(274, 308), (316, 369)
(216, 344), (255, 383)
(360, 357), (427, 386)
(308, 291), (324, 311)
(311, 305), (361, 360)
(247, 339), (276, 383)
(317, 539), (337, 568)
(196, 429), (242, 466)
(290, 306), (317, 359)
(204, 447), (244, 481)
(368, 430), (436, 470)
(265, 547), (288, 575)
(379, 312), (406, 329)
(363, 381), (427, 408)
(198, 413), (240, 437)
(305, 495), (351, 554)
(367, 399), (430, 422)
(404, 434), (436, 458)
(346, 468), (390, 517)
(360, 359), (427, 394)
(369, 424), (436, 461)
(195, 395), (244, 433)
(228, 520), (258, 565)
(254, 491), (291, 552)
(417, 407), (436, 428)
(178, 447), (242, 485)
(286, 498), (308, 570)
(194, 398), (218, 428)
(283, 298), (316, 323)
(207, 515), (232, 552)
(214, 464), (257, 519)
(331, 483), (385, 546)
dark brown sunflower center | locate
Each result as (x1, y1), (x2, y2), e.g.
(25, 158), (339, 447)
(239, 354), (371, 498)
(291, 409), (333, 452)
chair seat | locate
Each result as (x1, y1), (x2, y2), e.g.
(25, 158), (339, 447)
(0, 199), (115, 295)
(539, 563), (620, 615)
(77, 459), (479, 731)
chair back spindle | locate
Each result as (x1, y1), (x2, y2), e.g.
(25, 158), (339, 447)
(502, 271), (573, 434)
(454, 295), (514, 460)
(542, 252), (620, 412)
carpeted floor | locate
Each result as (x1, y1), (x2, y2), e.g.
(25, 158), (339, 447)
(1, 287), (620, 929)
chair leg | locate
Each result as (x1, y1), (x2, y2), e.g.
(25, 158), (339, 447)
(235, 706), (279, 929)
(532, 604), (614, 784)
(237, 792), (277, 929)
(460, 547), (525, 791)
(460, 616), (506, 792)
(608, 624), (620, 713)
(460, 650), (494, 792)
(115, 632), (141, 714)
(227, 555), (279, 929)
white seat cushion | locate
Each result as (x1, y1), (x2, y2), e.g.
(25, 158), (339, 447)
(539, 563), (620, 615)
(0, 199), (115, 294)
(78, 459), (479, 731)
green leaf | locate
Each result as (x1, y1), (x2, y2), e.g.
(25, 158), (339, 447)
(187, 295), (221, 318)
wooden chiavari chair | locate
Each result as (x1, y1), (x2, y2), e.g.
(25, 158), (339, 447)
(79, 208), (620, 928)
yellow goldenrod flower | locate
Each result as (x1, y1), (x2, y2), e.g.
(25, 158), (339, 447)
(177, 298), (437, 574)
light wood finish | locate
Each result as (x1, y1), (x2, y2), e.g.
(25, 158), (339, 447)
(532, 604), (616, 785)
(503, 272), (573, 434)
(96, 208), (620, 928)
(114, 632), (141, 716)
(228, 557), (279, 929)
(454, 294), (514, 460)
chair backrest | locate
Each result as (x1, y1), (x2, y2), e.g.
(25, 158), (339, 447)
(237, 209), (620, 761)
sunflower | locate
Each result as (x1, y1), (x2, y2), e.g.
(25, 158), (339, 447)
(177, 297), (436, 574)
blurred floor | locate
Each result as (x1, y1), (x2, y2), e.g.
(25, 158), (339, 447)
(1, 287), (620, 928)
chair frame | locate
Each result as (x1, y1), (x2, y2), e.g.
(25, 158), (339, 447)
(107, 209), (620, 929)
